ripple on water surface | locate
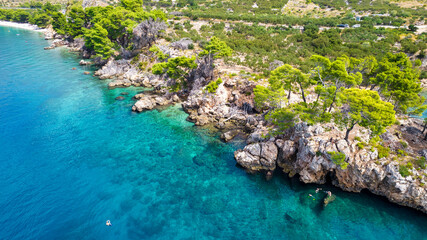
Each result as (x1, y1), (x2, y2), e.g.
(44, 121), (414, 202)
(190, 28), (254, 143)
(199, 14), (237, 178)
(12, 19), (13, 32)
(0, 26), (426, 240)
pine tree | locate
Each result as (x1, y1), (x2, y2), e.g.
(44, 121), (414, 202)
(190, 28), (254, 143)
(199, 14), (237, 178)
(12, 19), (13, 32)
(334, 88), (396, 142)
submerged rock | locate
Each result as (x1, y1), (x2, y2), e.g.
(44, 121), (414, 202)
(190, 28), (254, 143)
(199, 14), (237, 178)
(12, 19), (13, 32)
(115, 96), (125, 100)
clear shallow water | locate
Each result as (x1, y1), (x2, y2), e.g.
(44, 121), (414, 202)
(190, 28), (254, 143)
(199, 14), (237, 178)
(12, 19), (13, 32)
(0, 26), (426, 240)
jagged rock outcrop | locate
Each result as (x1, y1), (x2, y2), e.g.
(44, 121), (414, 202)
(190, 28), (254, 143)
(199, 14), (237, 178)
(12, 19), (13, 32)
(132, 19), (167, 50)
(68, 38), (85, 52)
(44, 26), (55, 40)
(235, 121), (427, 213)
(234, 141), (278, 171)
(44, 39), (67, 50)
(170, 38), (193, 50)
(182, 77), (256, 132)
(95, 59), (132, 79)
(131, 93), (179, 112)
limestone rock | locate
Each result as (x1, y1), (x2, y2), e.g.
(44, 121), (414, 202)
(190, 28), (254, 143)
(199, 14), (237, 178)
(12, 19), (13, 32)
(234, 122), (427, 213)
(234, 142), (278, 171)
(131, 94), (172, 112)
(221, 130), (239, 142)
(170, 38), (193, 50)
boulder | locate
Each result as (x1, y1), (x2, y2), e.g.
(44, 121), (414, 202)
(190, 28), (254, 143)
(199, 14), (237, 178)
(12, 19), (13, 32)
(234, 142), (278, 171)
(79, 60), (93, 65)
(170, 38), (194, 50)
(132, 97), (155, 112)
(221, 130), (239, 142)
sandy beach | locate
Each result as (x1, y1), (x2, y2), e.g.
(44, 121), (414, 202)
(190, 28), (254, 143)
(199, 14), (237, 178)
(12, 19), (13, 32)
(0, 20), (46, 31)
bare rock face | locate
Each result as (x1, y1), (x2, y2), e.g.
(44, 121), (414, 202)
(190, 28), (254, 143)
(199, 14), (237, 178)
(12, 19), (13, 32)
(170, 38), (193, 50)
(44, 26), (55, 40)
(132, 96), (156, 112)
(132, 19), (167, 50)
(131, 93), (179, 112)
(68, 38), (85, 52)
(234, 141), (278, 171)
(95, 59), (131, 79)
(234, 122), (427, 213)
(268, 60), (284, 71)
(182, 77), (256, 130)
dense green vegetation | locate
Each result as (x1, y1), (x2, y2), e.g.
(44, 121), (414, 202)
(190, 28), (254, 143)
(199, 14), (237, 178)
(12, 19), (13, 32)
(254, 52), (422, 140)
(145, 0), (426, 25)
(205, 78), (223, 93)
(169, 20), (426, 72)
(1, 0), (167, 59)
(329, 151), (348, 169)
(152, 56), (197, 91)
(0, 2), (61, 28)
(152, 36), (231, 91)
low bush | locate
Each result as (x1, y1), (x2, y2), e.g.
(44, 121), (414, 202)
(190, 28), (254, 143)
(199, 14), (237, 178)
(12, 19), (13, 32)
(205, 78), (223, 93)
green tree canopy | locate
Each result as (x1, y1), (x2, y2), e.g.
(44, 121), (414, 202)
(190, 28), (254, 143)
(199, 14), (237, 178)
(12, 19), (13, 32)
(270, 64), (313, 103)
(334, 88), (395, 141)
(199, 36), (233, 58)
(83, 23), (115, 60)
(371, 52), (423, 113)
(152, 56), (197, 91)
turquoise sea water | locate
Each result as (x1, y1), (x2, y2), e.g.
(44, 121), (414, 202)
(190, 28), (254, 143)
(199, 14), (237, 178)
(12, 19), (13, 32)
(0, 26), (426, 240)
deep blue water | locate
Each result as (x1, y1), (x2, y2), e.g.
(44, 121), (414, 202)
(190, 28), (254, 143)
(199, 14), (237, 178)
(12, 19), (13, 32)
(0, 26), (426, 240)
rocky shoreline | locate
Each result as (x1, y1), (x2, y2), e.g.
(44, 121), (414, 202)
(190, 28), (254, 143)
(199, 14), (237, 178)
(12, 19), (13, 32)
(235, 120), (427, 213)
(41, 26), (427, 214)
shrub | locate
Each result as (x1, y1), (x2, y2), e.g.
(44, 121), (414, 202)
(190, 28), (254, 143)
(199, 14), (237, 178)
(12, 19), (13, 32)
(400, 140), (408, 148)
(369, 136), (381, 145)
(131, 55), (139, 65)
(149, 46), (169, 61)
(328, 151), (348, 169)
(138, 61), (148, 70)
(397, 149), (408, 157)
(356, 142), (365, 149)
(415, 157), (426, 169)
(205, 78), (223, 93)
(399, 164), (412, 177)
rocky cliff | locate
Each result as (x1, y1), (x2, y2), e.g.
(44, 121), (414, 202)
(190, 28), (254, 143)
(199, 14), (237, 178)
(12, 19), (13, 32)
(235, 119), (427, 213)
(41, 26), (427, 214)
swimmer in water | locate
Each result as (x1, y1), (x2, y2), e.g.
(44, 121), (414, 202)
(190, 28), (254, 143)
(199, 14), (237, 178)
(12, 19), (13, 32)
(315, 188), (322, 193)
(106, 220), (112, 226)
